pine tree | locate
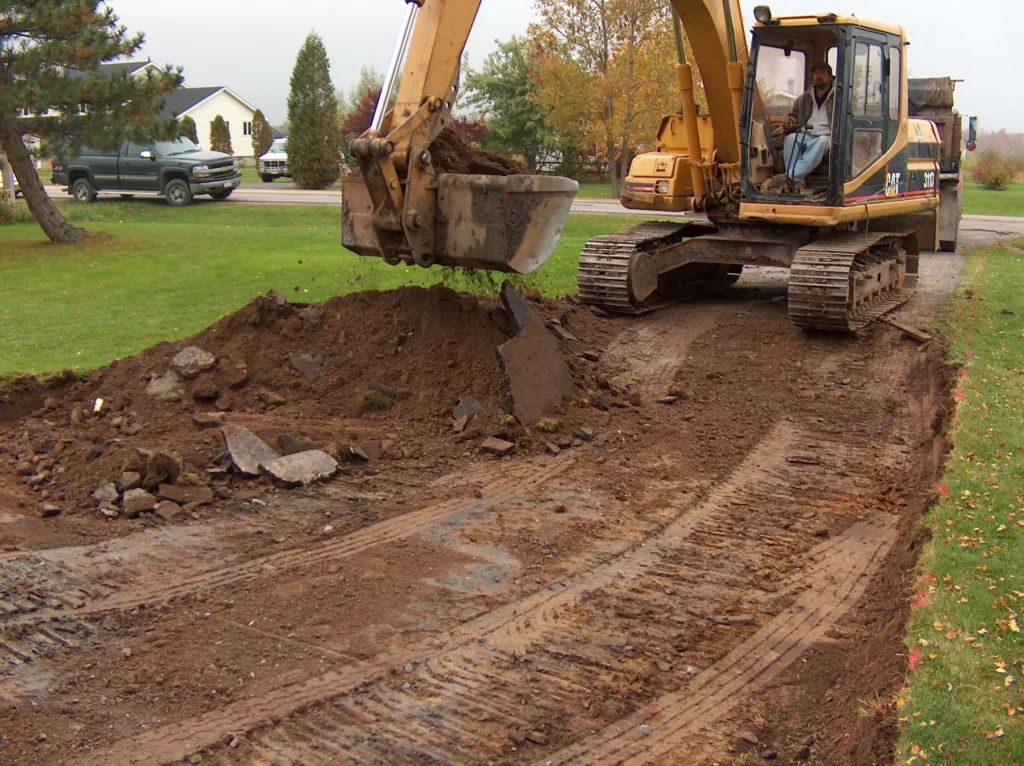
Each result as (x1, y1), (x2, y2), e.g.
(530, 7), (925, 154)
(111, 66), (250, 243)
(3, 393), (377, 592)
(287, 33), (340, 190)
(210, 115), (232, 154)
(251, 109), (273, 159)
(0, 1), (183, 243)
(180, 116), (199, 144)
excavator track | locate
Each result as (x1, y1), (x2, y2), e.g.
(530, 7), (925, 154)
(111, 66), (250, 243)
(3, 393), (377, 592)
(577, 220), (732, 315)
(787, 232), (919, 332)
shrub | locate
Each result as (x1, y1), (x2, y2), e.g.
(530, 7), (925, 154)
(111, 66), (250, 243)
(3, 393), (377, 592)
(971, 150), (1020, 191)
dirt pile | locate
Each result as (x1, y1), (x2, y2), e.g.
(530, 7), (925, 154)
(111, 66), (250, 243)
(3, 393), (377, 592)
(0, 284), (607, 543)
(429, 128), (526, 176)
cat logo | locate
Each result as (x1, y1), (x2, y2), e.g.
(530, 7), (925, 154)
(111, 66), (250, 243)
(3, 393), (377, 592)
(883, 171), (902, 198)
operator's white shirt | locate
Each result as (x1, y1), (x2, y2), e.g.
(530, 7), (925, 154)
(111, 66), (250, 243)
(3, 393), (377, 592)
(807, 86), (834, 137)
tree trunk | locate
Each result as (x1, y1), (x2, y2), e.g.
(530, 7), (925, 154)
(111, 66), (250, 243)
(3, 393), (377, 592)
(0, 115), (87, 244)
(0, 150), (14, 209)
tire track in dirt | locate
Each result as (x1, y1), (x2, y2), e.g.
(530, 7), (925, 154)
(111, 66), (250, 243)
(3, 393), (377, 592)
(69, 416), (902, 765)
(0, 457), (574, 635)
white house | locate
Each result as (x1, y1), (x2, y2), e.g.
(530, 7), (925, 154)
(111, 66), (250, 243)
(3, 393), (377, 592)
(157, 86), (261, 159)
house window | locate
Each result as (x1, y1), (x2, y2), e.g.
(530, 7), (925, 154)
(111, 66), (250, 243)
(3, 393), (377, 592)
(16, 108), (31, 118)
(243, 121), (253, 137)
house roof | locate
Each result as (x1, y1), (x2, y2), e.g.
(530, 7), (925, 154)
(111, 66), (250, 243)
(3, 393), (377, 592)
(156, 87), (258, 119)
(68, 61), (157, 80)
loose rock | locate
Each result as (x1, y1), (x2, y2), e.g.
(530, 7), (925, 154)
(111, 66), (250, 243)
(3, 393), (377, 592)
(171, 346), (217, 379)
(452, 414), (471, 434)
(92, 483), (119, 505)
(581, 350), (601, 362)
(122, 489), (157, 517)
(290, 353), (323, 378)
(146, 370), (184, 402)
(277, 434), (317, 456)
(158, 484), (215, 506)
(192, 412), (227, 429)
(794, 745), (811, 760)
(500, 281), (537, 334)
(154, 501), (183, 521)
(262, 451), (338, 486)
(657, 396), (679, 405)
(116, 472), (142, 493)
(481, 437), (515, 457)
(526, 731), (548, 746)
(738, 731), (760, 746)
(498, 322), (576, 425)
(221, 424), (281, 477)
(452, 396), (483, 421)
(573, 427), (595, 442)
(39, 503), (62, 518)
(349, 442), (381, 462)
(98, 503), (120, 520)
(548, 322), (579, 342)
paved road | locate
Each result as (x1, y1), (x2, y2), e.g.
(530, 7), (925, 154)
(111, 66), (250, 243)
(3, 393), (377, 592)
(43, 184), (1024, 244)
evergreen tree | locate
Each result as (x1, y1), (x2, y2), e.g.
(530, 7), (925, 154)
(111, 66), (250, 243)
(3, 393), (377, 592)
(0, 1), (183, 243)
(179, 116), (199, 144)
(287, 33), (340, 190)
(251, 109), (273, 159)
(210, 115), (232, 154)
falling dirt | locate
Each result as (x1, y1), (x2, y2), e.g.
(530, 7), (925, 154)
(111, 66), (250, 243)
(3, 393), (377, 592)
(0, 254), (963, 766)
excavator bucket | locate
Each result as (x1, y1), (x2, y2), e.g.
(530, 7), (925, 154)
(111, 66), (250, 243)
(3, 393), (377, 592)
(343, 172), (579, 274)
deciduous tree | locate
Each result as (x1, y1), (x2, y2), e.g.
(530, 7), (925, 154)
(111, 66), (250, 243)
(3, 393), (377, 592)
(0, 1), (183, 243)
(210, 115), (232, 154)
(250, 109), (272, 159)
(463, 36), (550, 172)
(528, 0), (686, 195)
(287, 33), (341, 190)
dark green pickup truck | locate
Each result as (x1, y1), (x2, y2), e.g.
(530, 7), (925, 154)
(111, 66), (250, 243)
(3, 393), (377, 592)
(51, 137), (241, 206)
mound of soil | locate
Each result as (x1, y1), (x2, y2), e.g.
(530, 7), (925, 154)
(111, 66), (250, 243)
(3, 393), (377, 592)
(0, 285), (605, 546)
(429, 128), (526, 176)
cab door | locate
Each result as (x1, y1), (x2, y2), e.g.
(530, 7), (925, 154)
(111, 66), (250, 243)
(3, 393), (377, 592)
(120, 141), (161, 191)
(845, 30), (891, 188)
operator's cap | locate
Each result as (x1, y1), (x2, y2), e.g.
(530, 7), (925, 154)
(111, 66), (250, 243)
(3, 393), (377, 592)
(811, 61), (833, 75)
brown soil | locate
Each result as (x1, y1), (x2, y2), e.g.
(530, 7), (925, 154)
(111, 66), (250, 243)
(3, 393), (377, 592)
(0, 262), (961, 766)
(429, 128), (526, 175)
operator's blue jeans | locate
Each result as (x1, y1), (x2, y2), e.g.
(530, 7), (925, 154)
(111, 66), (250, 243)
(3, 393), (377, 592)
(783, 133), (829, 181)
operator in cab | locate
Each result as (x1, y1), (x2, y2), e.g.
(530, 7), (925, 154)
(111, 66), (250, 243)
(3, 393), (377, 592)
(775, 61), (836, 192)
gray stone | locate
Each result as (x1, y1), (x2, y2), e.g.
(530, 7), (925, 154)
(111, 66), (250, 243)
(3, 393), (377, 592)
(158, 484), (214, 506)
(91, 483), (119, 505)
(192, 412), (227, 428)
(548, 322), (579, 342)
(738, 731), (760, 746)
(453, 396), (483, 421)
(261, 450), (338, 486)
(277, 434), (316, 456)
(39, 503), (62, 518)
(500, 281), (537, 334)
(498, 322), (576, 425)
(122, 489), (157, 517)
(349, 442), (381, 462)
(154, 501), (182, 521)
(98, 503), (119, 520)
(573, 427), (595, 442)
(116, 472), (141, 493)
(221, 424), (281, 477)
(146, 370), (184, 402)
(481, 437), (515, 457)
(290, 353), (323, 378)
(639, 724), (652, 737)
(171, 346), (217, 379)
(543, 440), (561, 456)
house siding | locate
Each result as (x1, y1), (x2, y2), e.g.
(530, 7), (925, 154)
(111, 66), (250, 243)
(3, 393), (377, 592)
(183, 91), (257, 158)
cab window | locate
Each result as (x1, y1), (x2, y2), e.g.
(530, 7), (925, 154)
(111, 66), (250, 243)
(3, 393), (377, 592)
(755, 46), (807, 118)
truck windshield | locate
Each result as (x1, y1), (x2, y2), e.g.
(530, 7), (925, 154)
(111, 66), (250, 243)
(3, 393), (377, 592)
(155, 137), (202, 156)
(269, 141), (286, 153)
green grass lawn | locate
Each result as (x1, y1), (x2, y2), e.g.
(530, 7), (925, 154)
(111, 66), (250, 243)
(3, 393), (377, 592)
(897, 237), (1024, 762)
(963, 181), (1024, 218)
(0, 201), (644, 377)
(575, 179), (616, 199)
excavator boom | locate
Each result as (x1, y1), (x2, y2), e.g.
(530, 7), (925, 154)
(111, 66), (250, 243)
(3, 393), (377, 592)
(342, 0), (578, 274)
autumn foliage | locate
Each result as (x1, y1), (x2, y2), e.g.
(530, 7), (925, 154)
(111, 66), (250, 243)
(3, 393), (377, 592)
(971, 150), (1023, 191)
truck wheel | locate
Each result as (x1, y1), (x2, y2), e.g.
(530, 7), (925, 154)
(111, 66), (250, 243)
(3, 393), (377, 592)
(71, 178), (96, 204)
(209, 189), (233, 200)
(261, 175), (274, 183)
(164, 179), (193, 207)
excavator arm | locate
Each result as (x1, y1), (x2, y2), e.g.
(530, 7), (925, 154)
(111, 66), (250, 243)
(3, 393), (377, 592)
(342, 0), (578, 274)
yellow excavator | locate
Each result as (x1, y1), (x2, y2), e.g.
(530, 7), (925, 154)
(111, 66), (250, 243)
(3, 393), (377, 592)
(343, 1), (970, 332)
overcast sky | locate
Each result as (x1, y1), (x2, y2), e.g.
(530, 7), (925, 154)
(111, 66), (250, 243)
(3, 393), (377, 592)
(106, 0), (1022, 132)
